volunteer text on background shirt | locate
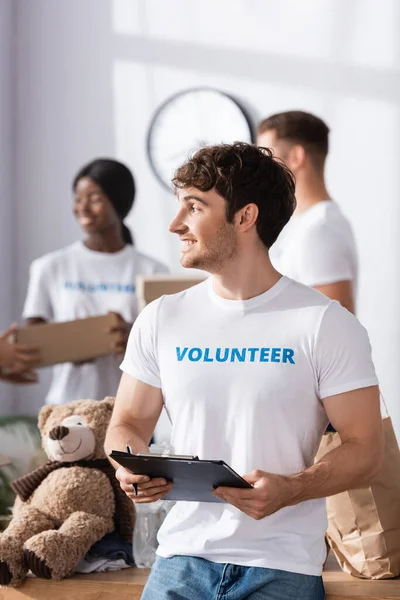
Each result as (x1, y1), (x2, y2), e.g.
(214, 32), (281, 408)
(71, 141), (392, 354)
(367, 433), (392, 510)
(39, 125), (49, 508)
(120, 276), (378, 576)
(23, 241), (168, 405)
(270, 200), (358, 290)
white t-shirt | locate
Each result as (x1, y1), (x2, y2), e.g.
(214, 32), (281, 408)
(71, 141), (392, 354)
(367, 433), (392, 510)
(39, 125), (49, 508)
(23, 241), (168, 405)
(120, 276), (378, 576)
(270, 201), (358, 288)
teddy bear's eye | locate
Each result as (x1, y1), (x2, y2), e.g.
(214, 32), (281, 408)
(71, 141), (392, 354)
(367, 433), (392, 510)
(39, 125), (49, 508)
(76, 422), (83, 426)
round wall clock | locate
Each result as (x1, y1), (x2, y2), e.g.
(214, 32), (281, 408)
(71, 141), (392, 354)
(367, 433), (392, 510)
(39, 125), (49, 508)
(147, 87), (254, 192)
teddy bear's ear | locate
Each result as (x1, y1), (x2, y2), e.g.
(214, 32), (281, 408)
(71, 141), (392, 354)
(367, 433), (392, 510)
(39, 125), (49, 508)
(101, 397), (115, 413)
(38, 404), (56, 431)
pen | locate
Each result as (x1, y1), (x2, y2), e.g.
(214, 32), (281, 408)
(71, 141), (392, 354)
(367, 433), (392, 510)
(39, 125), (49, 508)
(126, 444), (138, 496)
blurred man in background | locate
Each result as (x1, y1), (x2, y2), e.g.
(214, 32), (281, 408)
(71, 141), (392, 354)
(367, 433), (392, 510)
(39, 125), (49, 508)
(257, 110), (357, 313)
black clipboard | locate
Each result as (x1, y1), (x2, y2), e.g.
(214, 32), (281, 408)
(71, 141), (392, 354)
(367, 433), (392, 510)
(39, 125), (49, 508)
(109, 451), (252, 503)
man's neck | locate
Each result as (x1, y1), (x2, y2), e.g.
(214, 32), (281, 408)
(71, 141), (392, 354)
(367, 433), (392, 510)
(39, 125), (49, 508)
(294, 170), (331, 215)
(210, 245), (282, 301)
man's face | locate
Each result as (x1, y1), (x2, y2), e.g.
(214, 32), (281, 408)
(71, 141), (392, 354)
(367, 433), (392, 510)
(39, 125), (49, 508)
(169, 187), (237, 272)
(257, 129), (293, 170)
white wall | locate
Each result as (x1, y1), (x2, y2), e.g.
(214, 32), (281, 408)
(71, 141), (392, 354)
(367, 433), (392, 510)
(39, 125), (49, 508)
(0, 0), (16, 414)
(7, 0), (400, 437)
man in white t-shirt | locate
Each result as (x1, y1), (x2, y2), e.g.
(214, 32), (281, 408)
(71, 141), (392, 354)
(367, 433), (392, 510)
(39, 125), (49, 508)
(257, 111), (357, 313)
(105, 143), (382, 600)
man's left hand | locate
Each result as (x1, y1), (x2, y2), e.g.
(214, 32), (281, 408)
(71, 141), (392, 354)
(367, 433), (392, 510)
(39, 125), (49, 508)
(213, 469), (288, 520)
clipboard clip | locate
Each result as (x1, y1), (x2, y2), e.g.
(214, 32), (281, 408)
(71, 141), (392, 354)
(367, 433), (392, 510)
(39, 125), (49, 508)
(125, 445), (199, 461)
(135, 452), (199, 460)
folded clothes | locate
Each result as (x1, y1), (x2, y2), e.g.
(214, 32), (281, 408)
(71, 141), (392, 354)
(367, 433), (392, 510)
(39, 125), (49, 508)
(74, 531), (134, 574)
(75, 557), (132, 574)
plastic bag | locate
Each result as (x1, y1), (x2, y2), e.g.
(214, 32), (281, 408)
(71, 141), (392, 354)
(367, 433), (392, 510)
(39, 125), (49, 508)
(133, 501), (170, 568)
(132, 442), (174, 568)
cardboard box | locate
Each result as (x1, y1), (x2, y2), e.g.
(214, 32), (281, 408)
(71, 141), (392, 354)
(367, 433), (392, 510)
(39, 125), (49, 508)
(136, 274), (206, 312)
(16, 313), (120, 367)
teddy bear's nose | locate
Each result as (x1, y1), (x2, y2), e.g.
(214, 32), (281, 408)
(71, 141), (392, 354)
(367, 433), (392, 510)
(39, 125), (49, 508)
(49, 425), (69, 441)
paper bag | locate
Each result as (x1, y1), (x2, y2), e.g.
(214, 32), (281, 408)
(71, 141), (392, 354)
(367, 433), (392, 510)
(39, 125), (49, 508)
(316, 417), (400, 579)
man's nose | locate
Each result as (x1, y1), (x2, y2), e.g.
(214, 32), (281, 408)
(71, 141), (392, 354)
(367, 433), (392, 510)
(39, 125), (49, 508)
(169, 209), (187, 234)
(49, 425), (69, 441)
(168, 206), (189, 234)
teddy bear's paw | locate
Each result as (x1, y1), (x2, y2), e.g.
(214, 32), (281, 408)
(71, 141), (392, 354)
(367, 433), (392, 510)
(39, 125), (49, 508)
(24, 549), (52, 579)
(0, 559), (27, 588)
(0, 561), (12, 586)
(0, 540), (28, 587)
(24, 531), (74, 580)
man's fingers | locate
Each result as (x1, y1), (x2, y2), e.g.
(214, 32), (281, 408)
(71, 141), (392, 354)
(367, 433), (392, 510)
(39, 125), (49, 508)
(216, 496), (263, 518)
(137, 477), (169, 489)
(136, 483), (172, 497)
(129, 490), (171, 503)
(120, 479), (171, 496)
(213, 486), (255, 500)
(213, 492), (253, 507)
(116, 468), (172, 499)
(121, 481), (172, 500)
(116, 467), (150, 485)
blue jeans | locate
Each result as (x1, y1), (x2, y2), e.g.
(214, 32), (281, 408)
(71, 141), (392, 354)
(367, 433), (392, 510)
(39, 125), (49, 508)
(141, 556), (325, 600)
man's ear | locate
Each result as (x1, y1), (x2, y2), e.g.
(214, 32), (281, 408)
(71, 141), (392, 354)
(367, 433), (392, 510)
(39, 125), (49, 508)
(288, 144), (306, 171)
(38, 404), (56, 432)
(236, 204), (259, 232)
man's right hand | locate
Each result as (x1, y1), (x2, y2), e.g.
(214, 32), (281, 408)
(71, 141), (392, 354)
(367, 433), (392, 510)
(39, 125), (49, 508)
(0, 324), (40, 374)
(116, 466), (173, 503)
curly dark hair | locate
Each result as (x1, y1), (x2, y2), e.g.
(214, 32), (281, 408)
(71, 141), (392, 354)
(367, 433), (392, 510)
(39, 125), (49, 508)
(172, 142), (296, 248)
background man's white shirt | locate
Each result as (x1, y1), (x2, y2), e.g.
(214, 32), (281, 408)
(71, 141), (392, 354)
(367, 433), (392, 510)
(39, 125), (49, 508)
(270, 200), (358, 289)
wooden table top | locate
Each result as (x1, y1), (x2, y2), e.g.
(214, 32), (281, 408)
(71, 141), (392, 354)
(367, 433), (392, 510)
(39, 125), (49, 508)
(0, 554), (399, 600)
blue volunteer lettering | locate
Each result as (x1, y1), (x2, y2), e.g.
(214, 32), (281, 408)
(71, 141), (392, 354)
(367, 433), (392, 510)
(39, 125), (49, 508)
(176, 347), (295, 364)
(64, 281), (136, 294)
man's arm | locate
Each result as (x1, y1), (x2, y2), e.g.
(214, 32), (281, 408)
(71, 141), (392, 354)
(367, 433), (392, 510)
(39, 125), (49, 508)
(314, 280), (355, 314)
(105, 372), (163, 460)
(283, 385), (383, 501)
(105, 372), (173, 502)
(213, 385), (383, 519)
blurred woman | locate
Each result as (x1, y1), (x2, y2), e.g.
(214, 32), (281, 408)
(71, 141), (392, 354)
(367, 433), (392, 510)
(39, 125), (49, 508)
(23, 158), (168, 404)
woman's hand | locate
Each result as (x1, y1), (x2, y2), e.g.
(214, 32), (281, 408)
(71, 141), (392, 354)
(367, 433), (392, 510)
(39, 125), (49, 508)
(107, 312), (132, 358)
(0, 371), (38, 385)
(0, 324), (40, 376)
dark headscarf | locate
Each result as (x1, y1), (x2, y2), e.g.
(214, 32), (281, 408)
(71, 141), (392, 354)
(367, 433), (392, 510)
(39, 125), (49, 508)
(73, 158), (135, 244)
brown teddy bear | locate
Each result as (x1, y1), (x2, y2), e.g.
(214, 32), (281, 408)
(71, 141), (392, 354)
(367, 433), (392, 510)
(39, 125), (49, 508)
(0, 397), (134, 587)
